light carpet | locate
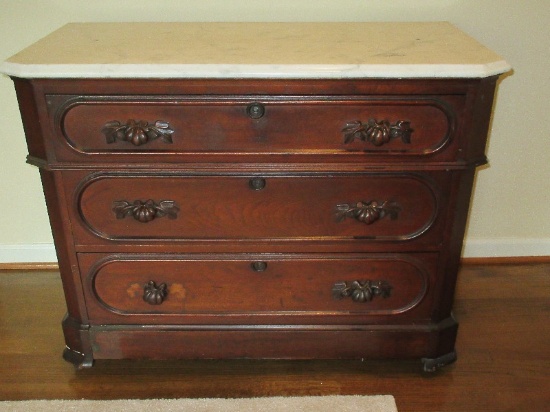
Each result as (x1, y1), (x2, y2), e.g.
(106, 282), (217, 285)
(0, 395), (397, 411)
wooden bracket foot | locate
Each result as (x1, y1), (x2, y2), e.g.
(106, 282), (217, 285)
(421, 350), (457, 372)
(63, 345), (94, 369)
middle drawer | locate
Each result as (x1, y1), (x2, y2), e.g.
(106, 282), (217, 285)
(68, 172), (443, 246)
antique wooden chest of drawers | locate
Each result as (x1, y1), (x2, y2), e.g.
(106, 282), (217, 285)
(1, 22), (509, 371)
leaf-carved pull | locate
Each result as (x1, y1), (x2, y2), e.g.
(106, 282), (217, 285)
(102, 119), (174, 146)
(143, 281), (168, 305)
(342, 119), (412, 147)
(112, 199), (179, 223)
(335, 200), (401, 225)
(332, 280), (392, 303)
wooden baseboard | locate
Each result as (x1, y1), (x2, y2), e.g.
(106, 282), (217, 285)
(1, 256), (549, 271)
(0, 262), (59, 271)
(461, 256), (550, 265)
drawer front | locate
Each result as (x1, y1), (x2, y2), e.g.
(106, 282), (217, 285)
(73, 173), (440, 243)
(79, 253), (436, 324)
(55, 95), (459, 160)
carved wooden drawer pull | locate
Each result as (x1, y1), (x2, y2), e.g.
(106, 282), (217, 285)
(143, 281), (168, 305)
(112, 199), (180, 223)
(102, 119), (174, 146)
(335, 200), (401, 225)
(342, 119), (412, 147)
(332, 280), (392, 303)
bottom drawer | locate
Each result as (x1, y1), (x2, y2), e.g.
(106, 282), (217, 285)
(78, 253), (437, 324)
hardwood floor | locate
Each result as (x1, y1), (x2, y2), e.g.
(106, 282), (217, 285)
(0, 262), (548, 411)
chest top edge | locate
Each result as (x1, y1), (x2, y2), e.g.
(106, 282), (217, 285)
(1, 22), (510, 79)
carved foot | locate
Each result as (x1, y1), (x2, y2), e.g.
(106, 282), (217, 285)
(63, 346), (94, 369)
(421, 350), (457, 372)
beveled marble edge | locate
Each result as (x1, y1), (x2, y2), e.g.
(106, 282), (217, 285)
(0, 60), (511, 79)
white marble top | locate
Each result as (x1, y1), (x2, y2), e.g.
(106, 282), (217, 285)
(0, 22), (510, 79)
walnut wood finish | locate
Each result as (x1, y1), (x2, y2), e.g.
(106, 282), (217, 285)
(1, 263), (548, 412)
(10, 76), (500, 370)
(26, 78), (484, 167)
(77, 253), (433, 324)
(72, 173), (440, 243)
(59, 94), (452, 158)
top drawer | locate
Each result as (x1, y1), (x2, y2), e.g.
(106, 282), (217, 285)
(50, 95), (462, 163)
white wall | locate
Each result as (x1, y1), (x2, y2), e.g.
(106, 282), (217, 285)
(1, 0), (549, 262)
